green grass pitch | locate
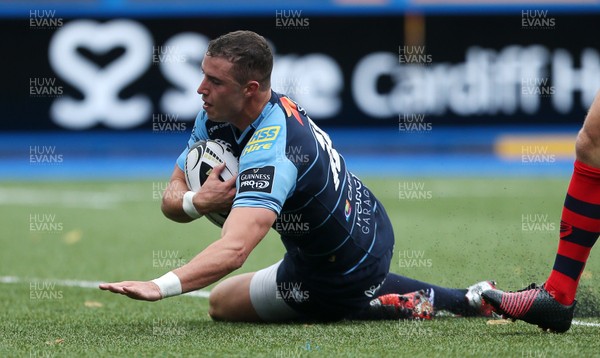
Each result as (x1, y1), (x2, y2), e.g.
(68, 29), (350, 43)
(1, 177), (599, 357)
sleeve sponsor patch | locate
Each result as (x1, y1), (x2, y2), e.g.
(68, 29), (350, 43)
(239, 166), (275, 193)
(241, 126), (280, 156)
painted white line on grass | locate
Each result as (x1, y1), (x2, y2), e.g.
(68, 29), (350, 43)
(0, 188), (127, 209)
(0, 276), (210, 298)
(572, 320), (600, 327)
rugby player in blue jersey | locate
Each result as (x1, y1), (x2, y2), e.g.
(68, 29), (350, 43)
(100, 30), (495, 321)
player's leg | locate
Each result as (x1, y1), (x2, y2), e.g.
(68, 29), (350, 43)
(545, 90), (600, 297)
(483, 90), (600, 332)
(208, 272), (261, 322)
(208, 260), (301, 322)
(346, 249), (494, 319)
(545, 90), (600, 304)
(365, 273), (495, 318)
(351, 204), (494, 319)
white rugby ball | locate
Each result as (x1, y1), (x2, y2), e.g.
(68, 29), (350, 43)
(184, 140), (238, 227)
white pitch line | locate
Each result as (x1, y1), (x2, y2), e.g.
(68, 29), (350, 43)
(0, 276), (210, 298)
(0, 188), (127, 209)
(572, 320), (600, 327)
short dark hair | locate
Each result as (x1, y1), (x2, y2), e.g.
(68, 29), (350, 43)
(206, 30), (273, 89)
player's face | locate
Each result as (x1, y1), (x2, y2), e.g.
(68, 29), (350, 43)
(198, 56), (247, 123)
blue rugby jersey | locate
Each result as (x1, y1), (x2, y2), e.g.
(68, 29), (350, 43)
(176, 91), (393, 275)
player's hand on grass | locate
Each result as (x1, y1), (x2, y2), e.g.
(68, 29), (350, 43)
(195, 163), (236, 214)
(99, 281), (163, 301)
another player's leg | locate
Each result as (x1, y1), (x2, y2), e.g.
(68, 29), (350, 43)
(366, 273), (496, 319)
(208, 261), (300, 322)
(483, 90), (600, 333)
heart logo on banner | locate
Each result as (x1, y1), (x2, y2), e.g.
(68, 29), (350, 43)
(49, 19), (153, 129)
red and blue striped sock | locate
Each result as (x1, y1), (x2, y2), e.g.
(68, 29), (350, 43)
(545, 160), (600, 305)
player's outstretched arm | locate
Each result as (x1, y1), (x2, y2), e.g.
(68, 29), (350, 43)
(99, 207), (276, 300)
(161, 163), (236, 223)
(174, 207), (276, 292)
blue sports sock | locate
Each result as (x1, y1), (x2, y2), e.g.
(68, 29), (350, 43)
(378, 273), (468, 314)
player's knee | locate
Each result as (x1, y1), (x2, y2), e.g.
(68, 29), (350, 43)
(208, 283), (237, 321)
(208, 290), (225, 321)
(207, 273), (256, 322)
(575, 127), (600, 166)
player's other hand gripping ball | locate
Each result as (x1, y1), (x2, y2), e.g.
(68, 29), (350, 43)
(184, 140), (238, 227)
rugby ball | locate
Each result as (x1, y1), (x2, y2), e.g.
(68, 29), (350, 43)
(184, 140), (239, 227)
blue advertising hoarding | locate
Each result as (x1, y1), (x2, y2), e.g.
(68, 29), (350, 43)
(2, 13), (600, 131)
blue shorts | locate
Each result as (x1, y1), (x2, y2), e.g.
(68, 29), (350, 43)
(275, 248), (393, 321)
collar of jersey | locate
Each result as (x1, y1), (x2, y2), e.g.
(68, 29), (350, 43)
(232, 90), (279, 145)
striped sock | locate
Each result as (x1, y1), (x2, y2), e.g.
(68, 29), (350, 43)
(545, 160), (600, 305)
